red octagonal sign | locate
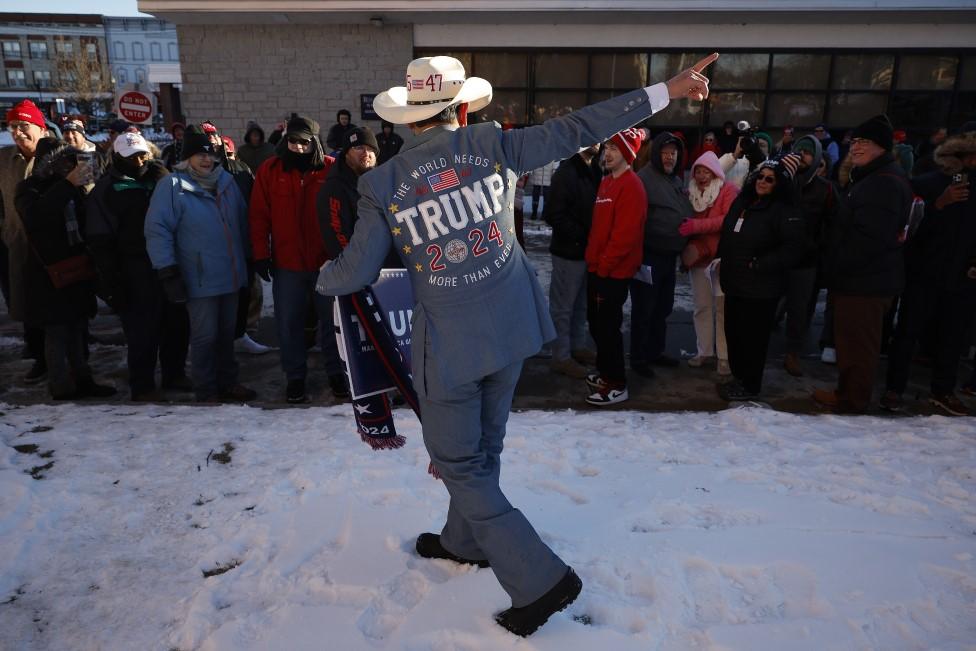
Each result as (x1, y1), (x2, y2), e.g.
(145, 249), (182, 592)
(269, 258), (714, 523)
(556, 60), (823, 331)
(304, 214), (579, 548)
(117, 90), (154, 125)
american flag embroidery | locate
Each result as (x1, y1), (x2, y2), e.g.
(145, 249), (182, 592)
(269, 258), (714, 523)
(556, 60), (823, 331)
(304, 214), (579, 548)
(427, 168), (461, 192)
(411, 79), (425, 89)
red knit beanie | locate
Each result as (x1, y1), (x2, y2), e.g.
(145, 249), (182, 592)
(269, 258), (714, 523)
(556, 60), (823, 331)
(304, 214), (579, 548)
(6, 99), (46, 129)
(609, 128), (645, 164)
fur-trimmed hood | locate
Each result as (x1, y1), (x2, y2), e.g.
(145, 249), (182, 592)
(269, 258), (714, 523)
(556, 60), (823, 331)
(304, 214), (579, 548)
(934, 132), (976, 174)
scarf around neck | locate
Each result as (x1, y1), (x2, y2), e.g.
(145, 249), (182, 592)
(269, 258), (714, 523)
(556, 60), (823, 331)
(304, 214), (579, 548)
(187, 164), (221, 194)
(689, 177), (724, 213)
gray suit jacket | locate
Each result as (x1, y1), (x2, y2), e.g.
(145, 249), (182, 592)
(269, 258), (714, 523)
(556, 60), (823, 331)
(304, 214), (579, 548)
(317, 86), (669, 398)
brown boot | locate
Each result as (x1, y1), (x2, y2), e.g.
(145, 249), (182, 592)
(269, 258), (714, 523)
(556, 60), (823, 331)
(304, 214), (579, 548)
(784, 352), (803, 377)
(812, 388), (838, 410)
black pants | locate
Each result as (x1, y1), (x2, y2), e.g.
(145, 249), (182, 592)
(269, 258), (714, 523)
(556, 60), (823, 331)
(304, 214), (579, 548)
(587, 273), (630, 385)
(531, 185), (550, 219)
(724, 295), (779, 394)
(886, 282), (976, 396)
(119, 287), (190, 395)
(784, 267), (818, 354)
(44, 320), (90, 398)
(0, 238), (9, 308)
(629, 252), (677, 366)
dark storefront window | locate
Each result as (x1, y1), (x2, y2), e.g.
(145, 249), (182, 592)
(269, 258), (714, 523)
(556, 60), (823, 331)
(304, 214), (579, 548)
(417, 48), (974, 135)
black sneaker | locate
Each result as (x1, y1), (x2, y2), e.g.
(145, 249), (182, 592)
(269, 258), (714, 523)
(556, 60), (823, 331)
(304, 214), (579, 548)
(328, 373), (350, 399)
(218, 384), (257, 402)
(75, 378), (117, 398)
(879, 390), (904, 413)
(930, 393), (970, 417)
(630, 364), (656, 379)
(415, 533), (489, 568)
(717, 380), (759, 402)
(286, 379), (308, 404)
(495, 567), (583, 637)
(24, 359), (47, 384)
(584, 373), (607, 392)
(649, 355), (680, 368)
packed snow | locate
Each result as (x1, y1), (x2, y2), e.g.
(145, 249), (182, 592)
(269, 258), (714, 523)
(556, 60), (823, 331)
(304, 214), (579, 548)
(1, 402), (974, 650)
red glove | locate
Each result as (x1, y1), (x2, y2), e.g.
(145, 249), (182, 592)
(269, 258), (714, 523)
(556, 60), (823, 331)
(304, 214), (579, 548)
(678, 218), (696, 237)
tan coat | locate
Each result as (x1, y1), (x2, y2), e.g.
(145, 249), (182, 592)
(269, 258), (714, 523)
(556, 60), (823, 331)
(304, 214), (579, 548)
(0, 145), (35, 321)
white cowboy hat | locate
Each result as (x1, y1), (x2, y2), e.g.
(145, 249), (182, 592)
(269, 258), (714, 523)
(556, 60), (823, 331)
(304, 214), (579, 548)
(373, 56), (492, 125)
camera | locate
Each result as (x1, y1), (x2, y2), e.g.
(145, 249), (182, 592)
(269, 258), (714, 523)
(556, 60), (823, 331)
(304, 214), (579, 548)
(735, 120), (765, 169)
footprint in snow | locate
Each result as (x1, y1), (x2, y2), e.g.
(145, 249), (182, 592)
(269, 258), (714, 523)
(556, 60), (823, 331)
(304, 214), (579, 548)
(357, 570), (431, 641)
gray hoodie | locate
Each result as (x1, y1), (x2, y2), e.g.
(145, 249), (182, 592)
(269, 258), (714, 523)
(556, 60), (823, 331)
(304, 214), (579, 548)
(636, 132), (694, 257)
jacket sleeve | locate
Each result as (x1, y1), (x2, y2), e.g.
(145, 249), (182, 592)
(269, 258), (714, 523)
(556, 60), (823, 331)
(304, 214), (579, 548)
(315, 181), (394, 296)
(316, 179), (355, 259)
(15, 178), (76, 239)
(755, 203), (806, 273)
(84, 182), (122, 295)
(501, 86), (669, 174)
(597, 184), (647, 277)
(248, 161), (274, 261)
(144, 178), (180, 271)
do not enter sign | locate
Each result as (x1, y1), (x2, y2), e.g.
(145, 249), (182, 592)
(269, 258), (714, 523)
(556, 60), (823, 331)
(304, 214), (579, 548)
(116, 90), (155, 125)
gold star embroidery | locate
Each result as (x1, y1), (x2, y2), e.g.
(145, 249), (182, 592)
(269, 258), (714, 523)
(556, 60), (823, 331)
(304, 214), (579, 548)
(493, 162), (502, 173)
(414, 263), (424, 272)
(402, 245), (412, 254)
(391, 226), (402, 236)
(388, 203), (399, 213)
(508, 226), (515, 234)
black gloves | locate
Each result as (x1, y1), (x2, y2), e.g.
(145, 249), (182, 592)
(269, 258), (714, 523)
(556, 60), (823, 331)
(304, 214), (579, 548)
(157, 265), (188, 304)
(254, 259), (274, 283)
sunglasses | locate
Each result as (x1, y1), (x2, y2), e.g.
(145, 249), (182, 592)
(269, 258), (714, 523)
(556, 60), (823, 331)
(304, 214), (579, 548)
(287, 136), (312, 146)
(756, 174), (776, 183)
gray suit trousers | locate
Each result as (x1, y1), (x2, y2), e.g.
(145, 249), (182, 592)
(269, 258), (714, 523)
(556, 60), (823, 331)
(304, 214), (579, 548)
(420, 359), (568, 607)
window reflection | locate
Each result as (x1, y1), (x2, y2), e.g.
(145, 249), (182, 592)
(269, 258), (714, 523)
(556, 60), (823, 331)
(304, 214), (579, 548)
(535, 53), (587, 88)
(650, 52), (708, 82)
(767, 93), (826, 127)
(710, 53), (769, 89)
(533, 91), (587, 122)
(832, 55), (893, 90)
(959, 56), (976, 91)
(708, 92), (764, 126)
(897, 55), (957, 91)
(482, 89), (527, 126)
(473, 52), (526, 87)
(591, 53), (647, 89)
(889, 92), (952, 128)
(771, 54), (829, 90)
(828, 93), (888, 127)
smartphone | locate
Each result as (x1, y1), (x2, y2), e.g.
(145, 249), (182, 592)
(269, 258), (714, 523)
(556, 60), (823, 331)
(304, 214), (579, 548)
(953, 172), (968, 185)
(76, 152), (95, 184)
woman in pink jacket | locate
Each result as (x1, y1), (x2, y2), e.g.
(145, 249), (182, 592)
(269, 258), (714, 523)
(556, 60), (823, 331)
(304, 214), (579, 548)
(677, 151), (739, 375)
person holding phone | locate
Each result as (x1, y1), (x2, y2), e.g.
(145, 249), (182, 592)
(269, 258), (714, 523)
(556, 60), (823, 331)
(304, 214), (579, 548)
(882, 128), (976, 416)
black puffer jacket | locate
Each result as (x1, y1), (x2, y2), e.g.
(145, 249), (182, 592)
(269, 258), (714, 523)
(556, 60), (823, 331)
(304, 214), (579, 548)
(317, 155), (399, 267)
(826, 153), (912, 296)
(86, 157), (170, 310)
(544, 153), (602, 260)
(717, 192), (806, 299)
(14, 142), (96, 325)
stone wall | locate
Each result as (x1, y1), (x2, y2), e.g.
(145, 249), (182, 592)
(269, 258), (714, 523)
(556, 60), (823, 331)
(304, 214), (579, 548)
(176, 23), (412, 145)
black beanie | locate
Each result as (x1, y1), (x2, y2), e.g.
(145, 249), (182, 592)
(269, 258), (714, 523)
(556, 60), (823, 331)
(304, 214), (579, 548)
(286, 116), (320, 139)
(853, 114), (894, 152)
(181, 125), (217, 160)
(343, 126), (378, 154)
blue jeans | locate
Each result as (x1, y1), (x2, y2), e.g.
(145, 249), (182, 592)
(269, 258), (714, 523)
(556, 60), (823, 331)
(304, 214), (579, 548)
(548, 254), (590, 361)
(629, 252), (677, 366)
(272, 268), (341, 381)
(421, 360), (568, 607)
(186, 292), (239, 400)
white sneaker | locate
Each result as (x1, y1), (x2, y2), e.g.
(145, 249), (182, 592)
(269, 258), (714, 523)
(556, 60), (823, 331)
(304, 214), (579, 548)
(235, 333), (272, 355)
(586, 386), (629, 406)
(820, 347), (837, 365)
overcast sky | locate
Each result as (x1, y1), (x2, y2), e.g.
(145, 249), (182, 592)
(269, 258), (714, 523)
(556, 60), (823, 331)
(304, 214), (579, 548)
(28, 1), (149, 17)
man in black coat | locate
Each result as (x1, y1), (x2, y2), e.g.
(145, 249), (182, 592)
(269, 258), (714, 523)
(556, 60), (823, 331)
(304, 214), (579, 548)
(814, 115), (913, 413)
(325, 109), (356, 153)
(15, 138), (116, 400)
(376, 121), (404, 166)
(543, 144), (601, 378)
(881, 130), (976, 415)
(86, 132), (191, 401)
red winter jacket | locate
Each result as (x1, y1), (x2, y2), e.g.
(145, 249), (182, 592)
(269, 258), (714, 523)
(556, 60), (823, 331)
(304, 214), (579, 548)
(683, 181), (739, 267)
(250, 155), (335, 272)
(585, 169), (647, 279)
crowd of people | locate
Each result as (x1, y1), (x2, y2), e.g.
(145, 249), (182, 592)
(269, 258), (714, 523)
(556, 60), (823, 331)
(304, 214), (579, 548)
(0, 95), (974, 415)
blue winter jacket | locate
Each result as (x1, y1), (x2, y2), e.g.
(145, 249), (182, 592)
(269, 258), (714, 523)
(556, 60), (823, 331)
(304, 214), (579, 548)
(144, 168), (250, 299)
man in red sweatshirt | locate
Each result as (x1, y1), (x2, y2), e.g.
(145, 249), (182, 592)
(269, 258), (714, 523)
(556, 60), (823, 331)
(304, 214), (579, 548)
(584, 128), (648, 405)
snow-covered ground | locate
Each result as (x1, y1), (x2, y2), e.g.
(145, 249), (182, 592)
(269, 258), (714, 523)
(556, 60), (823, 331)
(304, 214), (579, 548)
(1, 403), (974, 650)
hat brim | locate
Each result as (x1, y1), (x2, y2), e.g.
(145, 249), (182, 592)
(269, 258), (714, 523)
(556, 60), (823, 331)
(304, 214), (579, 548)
(373, 76), (492, 124)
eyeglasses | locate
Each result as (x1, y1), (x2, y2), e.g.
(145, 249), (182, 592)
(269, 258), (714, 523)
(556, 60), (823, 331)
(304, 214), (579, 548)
(7, 121), (34, 133)
(756, 174), (776, 183)
(814, 128), (825, 133)
(850, 137), (873, 147)
(287, 136), (312, 147)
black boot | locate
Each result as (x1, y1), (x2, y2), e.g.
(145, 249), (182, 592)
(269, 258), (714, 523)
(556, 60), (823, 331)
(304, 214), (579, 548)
(286, 378), (308, 404)
(328, 373), (350, 399)
(415, 533), (489, 568)
(75, 377), (117, 398)
(495, 567), (582, 637)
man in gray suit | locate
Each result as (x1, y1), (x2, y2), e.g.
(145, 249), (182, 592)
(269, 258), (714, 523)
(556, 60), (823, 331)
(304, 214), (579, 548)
(316, 53), (718, 636)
